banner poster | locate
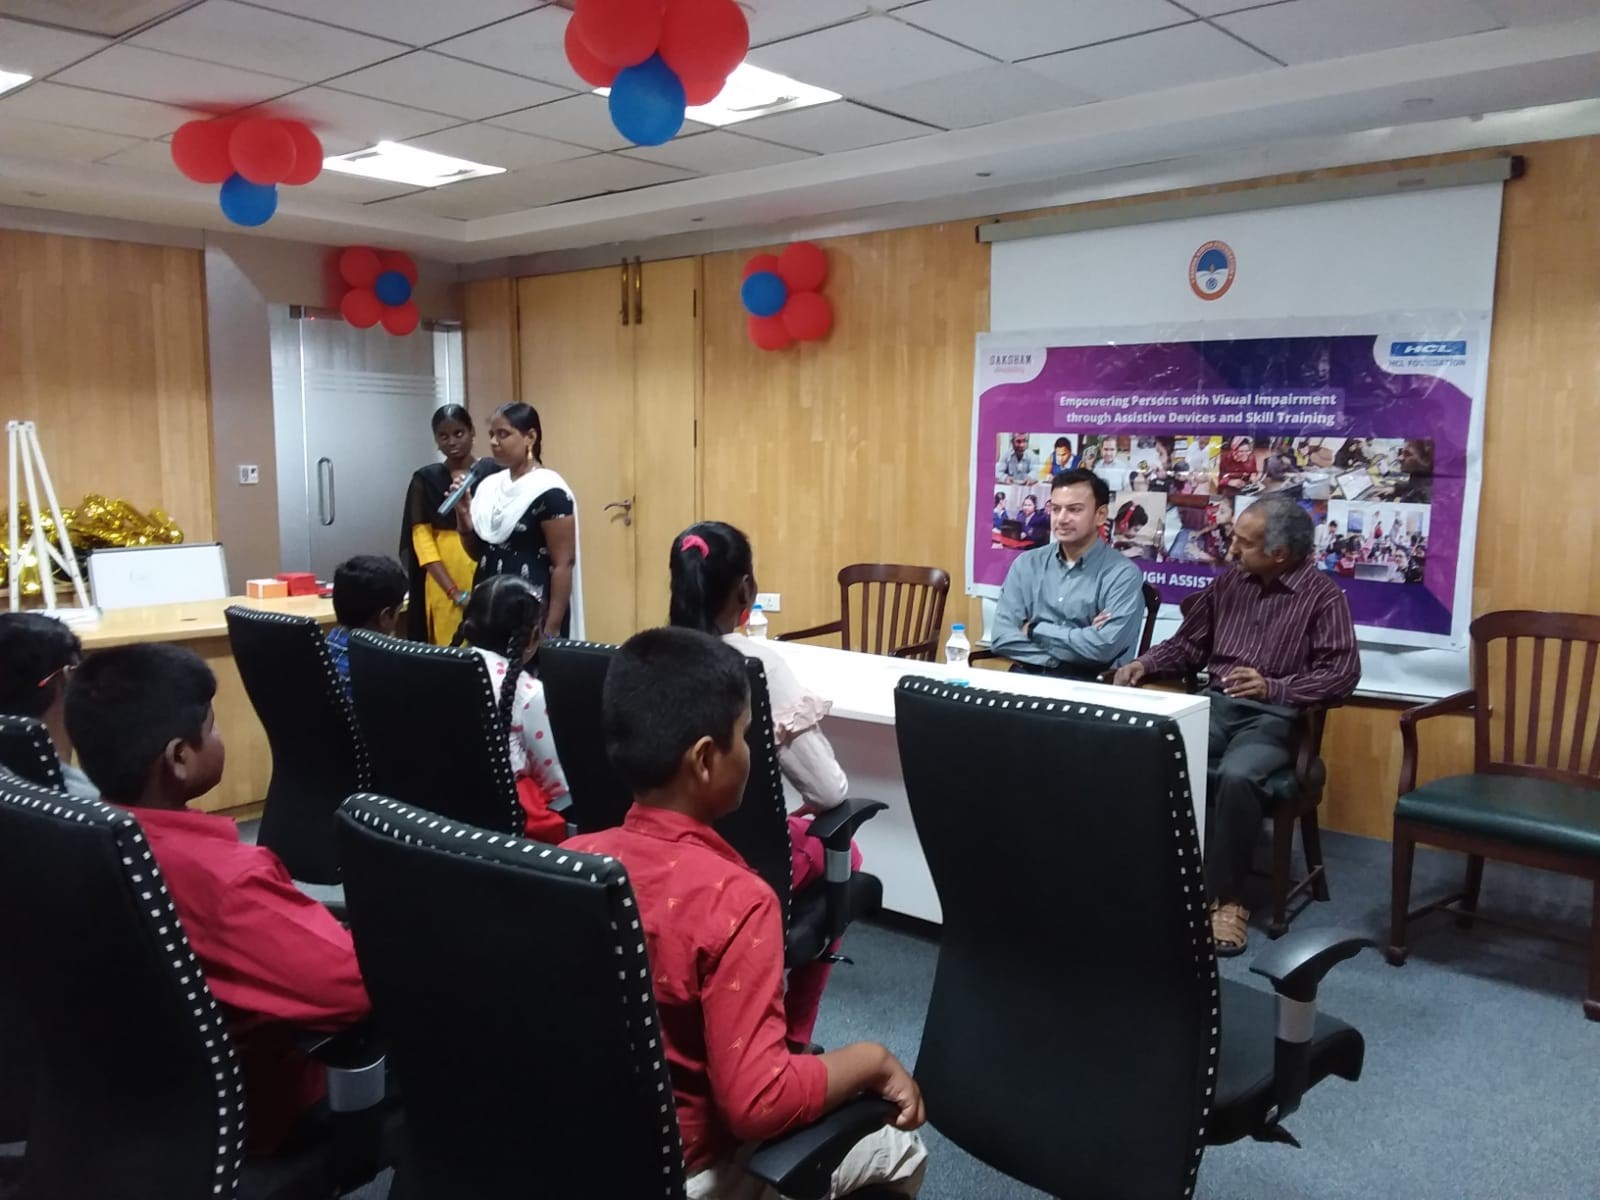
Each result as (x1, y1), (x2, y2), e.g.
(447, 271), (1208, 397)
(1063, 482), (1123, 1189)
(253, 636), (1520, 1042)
(970, 320), (1489, 650)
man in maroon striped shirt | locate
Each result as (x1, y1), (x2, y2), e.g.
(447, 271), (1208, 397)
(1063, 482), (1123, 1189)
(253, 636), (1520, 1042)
(1113, 497), (1360, 956)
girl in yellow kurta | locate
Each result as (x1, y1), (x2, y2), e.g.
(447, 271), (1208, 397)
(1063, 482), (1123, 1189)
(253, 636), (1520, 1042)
(400, 406), (498, 645)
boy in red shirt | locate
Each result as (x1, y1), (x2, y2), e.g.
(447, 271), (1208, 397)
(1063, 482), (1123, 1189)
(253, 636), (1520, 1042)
(567, 627), (927, 1198)
(65, 643), (371, 1155)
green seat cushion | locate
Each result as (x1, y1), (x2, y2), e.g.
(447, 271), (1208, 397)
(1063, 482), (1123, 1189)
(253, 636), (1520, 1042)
(1396, 773), (1600, 859)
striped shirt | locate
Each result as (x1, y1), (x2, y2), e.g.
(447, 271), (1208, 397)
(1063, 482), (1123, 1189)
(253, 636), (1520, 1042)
(1138, 558), (1360, 707)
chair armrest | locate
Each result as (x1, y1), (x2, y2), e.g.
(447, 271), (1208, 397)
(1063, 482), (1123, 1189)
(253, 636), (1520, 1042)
(777, 620), (844, 644)
(744, 1097), (897, 1200)
(1291, 706), (1328, 795)
(302, 1025), (387, 1112)
(968, 648), (1004, 665)
(805, 798), (887, 847)
(889, 639), (938, 661)
(1397, 688), (1475, 796)
(1250, 927), (1375, 1004)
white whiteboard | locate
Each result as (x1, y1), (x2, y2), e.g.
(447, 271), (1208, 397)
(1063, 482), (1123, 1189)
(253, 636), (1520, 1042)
(985, 183), (1505, 701)
(88, 544), (230, 610)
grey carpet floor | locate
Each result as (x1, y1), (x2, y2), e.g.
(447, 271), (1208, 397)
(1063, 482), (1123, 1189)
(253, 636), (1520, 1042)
(340, 830), (1598, 1199)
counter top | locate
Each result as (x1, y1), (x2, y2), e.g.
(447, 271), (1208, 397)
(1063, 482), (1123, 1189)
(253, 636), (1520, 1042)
(77, 596), (336, 649)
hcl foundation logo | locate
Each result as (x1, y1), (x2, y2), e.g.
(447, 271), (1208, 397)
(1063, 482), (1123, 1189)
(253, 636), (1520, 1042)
(1189, 240), (1235, 300)
(1386, 339), (1469, 369)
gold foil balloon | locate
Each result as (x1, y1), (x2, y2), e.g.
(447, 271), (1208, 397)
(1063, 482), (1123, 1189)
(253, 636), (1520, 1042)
(0, 496), (183, 596)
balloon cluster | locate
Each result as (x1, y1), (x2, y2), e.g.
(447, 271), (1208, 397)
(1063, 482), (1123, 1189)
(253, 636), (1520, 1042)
(1, 496), (182, 594)
(564, 0), (750, 147)
(170, 116), (324, 227)
(741, 242), (833, 351)
(337, 247), (421, 336)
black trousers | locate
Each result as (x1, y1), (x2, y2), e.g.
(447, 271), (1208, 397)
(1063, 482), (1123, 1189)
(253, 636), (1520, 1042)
(1205, 693), (1296, 902)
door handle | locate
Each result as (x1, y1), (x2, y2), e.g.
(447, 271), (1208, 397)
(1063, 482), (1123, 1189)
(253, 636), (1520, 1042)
(603, 497), (633, 527)
(316, 457), (336, 527)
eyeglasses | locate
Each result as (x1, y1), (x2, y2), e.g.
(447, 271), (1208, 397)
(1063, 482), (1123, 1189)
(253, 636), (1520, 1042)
(36, 662), (77, 689)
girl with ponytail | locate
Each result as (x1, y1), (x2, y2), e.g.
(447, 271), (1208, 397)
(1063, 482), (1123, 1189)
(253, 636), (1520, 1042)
(452, 575), (569, 844)
(668, 521), (860, 1048)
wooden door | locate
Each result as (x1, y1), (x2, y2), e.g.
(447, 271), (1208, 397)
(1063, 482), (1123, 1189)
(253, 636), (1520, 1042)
(518, 267), (636, 642)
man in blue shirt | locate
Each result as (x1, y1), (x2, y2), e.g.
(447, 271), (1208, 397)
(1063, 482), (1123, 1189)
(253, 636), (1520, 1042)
(988, 469), (1145, 679)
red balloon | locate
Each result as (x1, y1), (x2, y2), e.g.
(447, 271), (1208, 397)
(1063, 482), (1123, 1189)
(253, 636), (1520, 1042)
(742, 253), (781, 280)
(777, 241), (828, 293)
(748, 314), (792, 351)
(781, 291), (833, 342)
(170, 118), (235, 183)
(571, 0), (666, 70)
(338, 246), (382, 289)
(378, 250), (418, 285)
(682, 71), (727, 107)
(659, 0), (748, 86)
(381, 300), (421, 336)
(281, 121), (324, 186)
(228, 117), (297, 185)
(341, 289), (383, 329)
(564, 17), (620, 87)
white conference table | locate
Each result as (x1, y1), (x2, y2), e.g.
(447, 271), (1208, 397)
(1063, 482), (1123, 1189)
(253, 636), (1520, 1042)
(760, 639), (1211, 925)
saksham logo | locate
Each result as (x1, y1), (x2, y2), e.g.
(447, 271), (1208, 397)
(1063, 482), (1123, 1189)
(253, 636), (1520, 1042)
(1189, 240), (1235, 301)
(985, 350), (1039, 377)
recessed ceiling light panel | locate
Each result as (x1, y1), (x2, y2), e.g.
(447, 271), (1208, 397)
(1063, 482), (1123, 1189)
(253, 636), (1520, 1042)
(597, 63), (840, 129)
(321, 141), (506, 188)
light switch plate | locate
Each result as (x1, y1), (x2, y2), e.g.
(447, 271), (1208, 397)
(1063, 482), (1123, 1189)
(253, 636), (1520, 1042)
(237, 464), (260, 485)
(754, 592), (781, 612)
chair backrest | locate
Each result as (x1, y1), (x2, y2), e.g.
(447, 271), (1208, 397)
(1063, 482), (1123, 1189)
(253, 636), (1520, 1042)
(225, 606), (370, 883)
(1469, 610), (1600, 788)
(712, 657), (794, 917)
(541, 639), (635, 835)
(1138, 580), (1162, 655)
(0, 778), (246, 1200)
(347, 632), (522, 834)
(894, 678), (1217, 1200)
(335, 793), (685, 1200)
(0, 713), (65, 790)
(837, 563), (951, 660)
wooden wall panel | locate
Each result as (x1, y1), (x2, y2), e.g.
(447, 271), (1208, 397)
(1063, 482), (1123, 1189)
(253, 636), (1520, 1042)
(461, 276), (520, 413)
(701, 223), (991, 642)
(0, 229), (213, 543)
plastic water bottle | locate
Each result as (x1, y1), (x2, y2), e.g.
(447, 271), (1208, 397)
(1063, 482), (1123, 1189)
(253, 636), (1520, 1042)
(944, 623), (971, 668)
(746, 603), (768, 639)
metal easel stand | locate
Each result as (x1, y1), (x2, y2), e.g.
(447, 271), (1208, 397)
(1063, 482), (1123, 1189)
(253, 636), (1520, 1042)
(6, 420), (91, 612)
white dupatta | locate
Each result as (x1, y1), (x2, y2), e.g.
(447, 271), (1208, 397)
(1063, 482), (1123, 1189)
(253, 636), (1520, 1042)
(469, 465), (585, 639)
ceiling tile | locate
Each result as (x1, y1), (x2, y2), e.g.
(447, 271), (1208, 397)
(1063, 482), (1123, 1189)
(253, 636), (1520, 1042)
(0, 116), (141, 163)
(862, 63), (1094, 128)
(130, 0), (405, 83)
(0, 1), (192, 36)
(491, 92), (707, 151)
(896, 0), (1191, 63)
(245, 0), (541, 47)
(404, 122), (591, 169)
(743, 0), (871, 46)
(1477, 0), (1600, 24)
(52, 45), (298, 108)
(378, 154), (693, 218)
(1172, 0), (1293, 14)
(432, 7), (589, 88)
(0, 16), (108, 75)
(735, 101), (936, 153)
(1026, 22), (1277, 100)
(747, 15), (997, 95)
(623, 130), (815, 173)
(327, 51), (569, 120)
(1216, 0), (1502, 65)
(270, 86), (460, 145)
(95, 138), (185, 170)
(288, 170), (421, 203)
(0, 81), (194, 137)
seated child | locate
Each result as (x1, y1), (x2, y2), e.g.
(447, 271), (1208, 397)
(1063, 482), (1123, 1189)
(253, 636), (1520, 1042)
(326, 555), (408, 695)
(452, 575), (569, 843)
(65, 643), (371, 1155)
(567, 628), (926, 1199)
(0, 612), (96, 797)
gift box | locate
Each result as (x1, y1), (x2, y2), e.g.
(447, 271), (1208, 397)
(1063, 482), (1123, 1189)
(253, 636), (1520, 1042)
(246, 578), (289, 599)
(275, 572), (318, 597)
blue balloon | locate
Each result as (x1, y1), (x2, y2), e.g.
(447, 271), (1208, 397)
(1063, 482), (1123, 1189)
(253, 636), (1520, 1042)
(609, 54), (686, 148)
(374, 269), (412, 306)
(219, 173), (277, 227)
(741, 271), (788, 318)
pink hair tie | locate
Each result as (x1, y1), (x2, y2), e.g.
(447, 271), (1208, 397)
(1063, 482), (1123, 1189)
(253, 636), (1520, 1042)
(679, 533), (710, 557)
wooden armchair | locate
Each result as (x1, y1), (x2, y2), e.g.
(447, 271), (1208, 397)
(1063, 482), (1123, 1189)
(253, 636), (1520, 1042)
(1387, 610), (1600, 1020)
(777, 563), (950, 662)
(970, 581), (1162, 676)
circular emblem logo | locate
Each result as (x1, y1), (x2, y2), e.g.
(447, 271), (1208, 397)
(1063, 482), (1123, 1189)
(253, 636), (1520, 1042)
(1189, 240), (1235, 301)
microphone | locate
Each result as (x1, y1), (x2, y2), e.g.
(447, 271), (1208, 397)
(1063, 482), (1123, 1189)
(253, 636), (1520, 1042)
(437, 470), (477, 517)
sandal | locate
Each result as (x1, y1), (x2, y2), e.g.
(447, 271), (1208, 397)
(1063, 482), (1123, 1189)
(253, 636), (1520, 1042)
(1211, 900), (1249, 958)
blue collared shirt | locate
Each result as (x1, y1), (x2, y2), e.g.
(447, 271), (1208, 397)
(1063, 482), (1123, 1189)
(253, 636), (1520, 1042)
(990, 537), (1145, 669)
(325, 625), (353, 698)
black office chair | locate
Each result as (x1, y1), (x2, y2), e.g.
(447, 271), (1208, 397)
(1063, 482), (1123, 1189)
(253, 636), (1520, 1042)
(0, 713), (65, 790)
(225, 607), (370, 884)
(541, 639), (885, 963)
(335, 792), (900, 1200)
(0, 776), (388, 1200)
(347, 631), (524, 835)
(893, 677), (1370, 1199)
